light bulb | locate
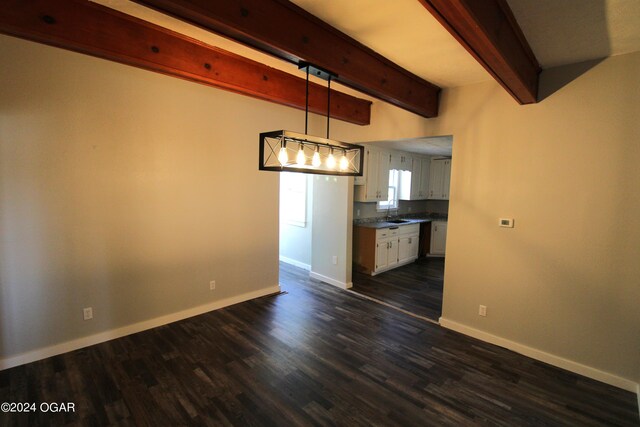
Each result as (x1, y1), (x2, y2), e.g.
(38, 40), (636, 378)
(312, 147), (321, 167)
(296, 145), (306, 165)
(339, 152), (349, 171)
(278, 145), (288, 166)
(326, 150), (336, 169)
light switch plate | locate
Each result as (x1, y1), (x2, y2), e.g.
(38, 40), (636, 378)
(499, 218), (514, 228)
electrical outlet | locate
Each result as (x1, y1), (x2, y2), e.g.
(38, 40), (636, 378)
(83, 307), (93, 320)
(408, 206), (412, 213)
(356, 209), (360, 217)
(332, 255), (338, 265)
(478, 305), (487, 317)
(209, 280), (216, 290)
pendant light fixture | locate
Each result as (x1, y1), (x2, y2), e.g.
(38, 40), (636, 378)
(259, 63), (364, 176)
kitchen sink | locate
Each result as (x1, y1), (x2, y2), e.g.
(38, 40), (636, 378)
(386, 219), (411, 224)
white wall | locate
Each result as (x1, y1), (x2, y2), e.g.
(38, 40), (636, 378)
(0, 35), (285, 362)
(310, 176), (353, 289)
(279, 175), (313, 269)
(430, 52), (640, 389)
(0, 33), (436, 365)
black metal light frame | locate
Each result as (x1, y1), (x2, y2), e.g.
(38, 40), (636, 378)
(258, 63), (364, 176)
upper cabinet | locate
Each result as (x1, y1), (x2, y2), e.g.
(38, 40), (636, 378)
(354, 147), (391, 202)
(355, 146), (452, 202)
(398, 156), (430, 201)
(390, 153), (412, 171)
(410, 157), (431, 200)
(428, 158), (451, 200)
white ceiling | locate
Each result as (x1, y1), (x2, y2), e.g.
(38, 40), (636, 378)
(363, 135), (453, 157)
(507, 0), (640, 68)
(291, 0), (639, 154)
(290, 0), (489, 88)
(292, 0), (640, 87)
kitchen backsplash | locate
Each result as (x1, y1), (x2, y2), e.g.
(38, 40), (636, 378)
(354, 199), (448, 221)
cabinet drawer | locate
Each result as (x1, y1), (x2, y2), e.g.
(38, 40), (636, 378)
(376, 228), (390, 239)
(376, 227), (400, 238)
(398, 223), (419, 235)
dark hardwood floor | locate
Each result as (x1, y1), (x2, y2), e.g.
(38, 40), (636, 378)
(352, 257), (444, 321)
(1, 262), (638, 426)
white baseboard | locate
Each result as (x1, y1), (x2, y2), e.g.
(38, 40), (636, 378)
(439, 317), (639, 393)
(0, 285), (281, 371)
(309, 271), (352, 289)
(279, 255), (311, 271)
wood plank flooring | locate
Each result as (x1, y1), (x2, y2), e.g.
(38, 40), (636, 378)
(352, 257), (444, 321)
(1, 262), (638, 426)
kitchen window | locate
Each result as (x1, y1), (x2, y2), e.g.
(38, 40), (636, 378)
(377, 169), (399, 211)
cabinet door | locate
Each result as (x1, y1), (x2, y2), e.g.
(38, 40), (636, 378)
(403, 155), (411, 169)
(355, 148), (380, 202)
(398, 236), (411, 263)
(387, 238), (399, 267)
(428, 158), (444, 199)
(368, 149), (381, 201)
(376, 151), (391, 201)
(375, 238), (389, 271)
(390, 153), (402, 170)
(419, 158), (431, 199)
(410, 157), (422, 199)
(408, 234), (420, 259)
(442, 159), (451, 199)
(430, 221), (448, 255)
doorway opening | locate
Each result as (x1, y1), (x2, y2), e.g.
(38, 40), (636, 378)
(279, 172), (354, 291)
(351, 135), (452, 322)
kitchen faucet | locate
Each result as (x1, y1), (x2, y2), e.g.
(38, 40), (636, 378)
(386, 206), (398, 220)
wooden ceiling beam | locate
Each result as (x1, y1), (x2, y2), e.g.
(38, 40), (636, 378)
(0, 0), (371, 125)
(419, 0), (540, 104)
(136, 0), (441, 118)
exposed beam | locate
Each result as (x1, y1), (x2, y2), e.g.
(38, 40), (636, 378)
(136, 0), (441, 118)
(419, 0), (540, 104)
(0, 0), (371, 126)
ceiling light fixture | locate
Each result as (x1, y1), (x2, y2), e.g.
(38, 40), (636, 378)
(259, 63), (364, 176)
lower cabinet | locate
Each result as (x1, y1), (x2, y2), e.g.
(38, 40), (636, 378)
(430, 221), (448, 256)
(398, 234), (419, 263)
(354, 223), (420, 275)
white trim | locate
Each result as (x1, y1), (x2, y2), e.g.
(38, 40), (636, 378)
(439, 317), (639, 393)
(0, 285), (281, 371)
(279, 255), (311, 271)
(347, 289), (439, 325)
(309, 271), (352, 289)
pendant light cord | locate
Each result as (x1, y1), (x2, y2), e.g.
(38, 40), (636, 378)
(326, 75), (331, 138)
(304, 66), (309, 135)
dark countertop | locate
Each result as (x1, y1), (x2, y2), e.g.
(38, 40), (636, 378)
(355, 218), (440, 229)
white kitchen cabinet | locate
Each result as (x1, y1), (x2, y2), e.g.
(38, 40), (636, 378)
(374, 224), (418, 273)
(376, 238), (389, 270)
(428, 158), (451, 200)
(386, 237), (399, 269)
(430, 221), (448, 256)
(354, 147), (391, 202)
(374, 227), (397, 272)
(354, 223), (420, 275)
(398, 233), (419, 263)
(402, 156), (430, 200)
(391, 153), (412, 171)
(419, 157), (431, 199)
